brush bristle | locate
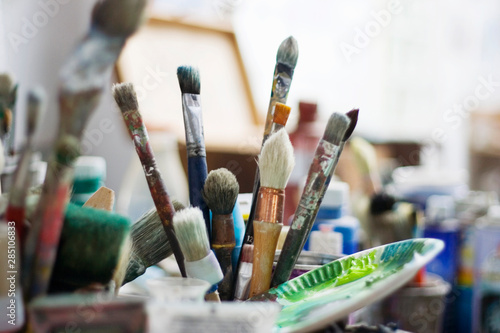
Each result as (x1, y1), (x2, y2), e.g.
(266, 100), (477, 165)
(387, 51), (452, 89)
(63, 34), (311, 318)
(92, 0), (147, 37)
(276, 36), (299, 68)
(112, 83), (138, 113)
(343, 109), (359, 141)
(177, 66), (200, 94)
(202, 168), (239, 215)
(259, 128), (295, 189)
(273, 103), (291, 127)
(323, 112), (350, 146)
(240, 244), (254, 263)
(0, 74), (13, 98)
(27, 88), (45, 137)
(350, 136), (378, 176)
(173, 207), (210, 261)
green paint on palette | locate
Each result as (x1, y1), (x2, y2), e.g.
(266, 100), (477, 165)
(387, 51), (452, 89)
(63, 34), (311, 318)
(255, 239), (445, 332)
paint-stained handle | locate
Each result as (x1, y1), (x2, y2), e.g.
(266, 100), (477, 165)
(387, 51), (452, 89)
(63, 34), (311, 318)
(249, 221), (282, 297)
(188, 156), (210, 239)
(212, 213), (236, 300)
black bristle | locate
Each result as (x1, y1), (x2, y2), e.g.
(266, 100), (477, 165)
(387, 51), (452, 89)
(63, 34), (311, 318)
(344, 108), (359, 141)
(177, 66), (200, 94)
(370, 192), (396, 215)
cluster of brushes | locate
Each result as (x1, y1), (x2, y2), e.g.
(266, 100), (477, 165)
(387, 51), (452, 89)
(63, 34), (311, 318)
(1, 12), (360, 332)
(114, 33), (360, 303)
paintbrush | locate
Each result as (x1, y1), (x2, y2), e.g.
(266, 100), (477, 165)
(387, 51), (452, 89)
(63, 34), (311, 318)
(83, 186), (115, 211)
(124, 200), (185, 284)
(233, 244), (254, 301)
(270, 103), (292, 133)
(177, 66), (211, 240)
(237, 37), (298, 281)
(5, 88), (44, 246)
(113, 82), (187, 278)
(248, 128), (295, 298)
(22, 0), (147, 301)
(233, 102), (292, 300)
(271, 112), (350, 287)
(0, 73), (17, 154)
(202, 168), (239, 301)
(173, 207), (224, 302)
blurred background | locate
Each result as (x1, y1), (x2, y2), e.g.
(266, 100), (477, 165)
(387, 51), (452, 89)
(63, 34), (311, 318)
(2, 0), (500, 332)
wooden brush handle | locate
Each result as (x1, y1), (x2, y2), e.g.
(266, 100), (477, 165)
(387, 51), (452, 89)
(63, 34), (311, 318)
(212, 213), (236, 301)
(249, 221), (282, 298)
(187, 156), (210, 239)
(122, 109), (186, 277)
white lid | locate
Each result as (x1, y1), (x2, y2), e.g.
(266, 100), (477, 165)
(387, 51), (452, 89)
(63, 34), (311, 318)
(74, 156), (106, 180)
(322, 181), (349, 208)
(487, 205), (500, 220)
(392, 166), (468, 187)
(426, 195), (455, 222)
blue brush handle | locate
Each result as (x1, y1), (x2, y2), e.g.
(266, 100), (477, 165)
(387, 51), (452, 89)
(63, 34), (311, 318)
(188, 156), (210, 238)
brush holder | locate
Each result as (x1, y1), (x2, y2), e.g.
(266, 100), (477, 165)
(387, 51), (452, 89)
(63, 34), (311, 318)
(146, 277), (210, 303)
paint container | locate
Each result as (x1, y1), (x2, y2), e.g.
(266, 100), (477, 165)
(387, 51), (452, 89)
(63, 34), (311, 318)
(285, 101), (322, 225)
(146, 277), (210, 303)
(29, 293), (147, 333)
(273, 251), (342, 280)
(147, 301), (280, 333)
(382, 273), (451, 333)
(423, 195), (460, 285)
(304, 180), (350, 250)
(309, 224), (343, 256)
(391, 166), (468, 210)
(473, 205), (500, 332)
(70, 156), (106, 206)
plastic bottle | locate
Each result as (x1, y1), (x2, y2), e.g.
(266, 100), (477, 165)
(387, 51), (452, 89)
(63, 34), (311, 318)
(71, 156), (107, 206)
(284, 101), (322, 225)
(473, 205), (500, 333)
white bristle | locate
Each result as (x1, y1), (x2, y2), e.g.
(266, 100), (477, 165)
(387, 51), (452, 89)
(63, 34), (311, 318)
(173, 207), (210, 262)
(259, 128), (295, 190)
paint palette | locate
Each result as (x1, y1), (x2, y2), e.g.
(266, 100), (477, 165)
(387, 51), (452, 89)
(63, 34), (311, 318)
(250, 238), (444, 333)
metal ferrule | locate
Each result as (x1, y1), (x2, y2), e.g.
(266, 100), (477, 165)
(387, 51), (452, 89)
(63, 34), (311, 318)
(182, 93), (206, 157)
(212, 214), (236, 247)
(254, 187), (285, 224)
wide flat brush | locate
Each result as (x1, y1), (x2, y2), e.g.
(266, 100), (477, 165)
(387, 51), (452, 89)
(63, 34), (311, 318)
(249, 129), (295, 298)
(177, 66), (211, 239)
(238, 37), (298, 280)
(22, 0), (147, 301)
(124, 200), (185, 284)
(173, 207), (223, 302)
(202, 168), (239, 301)
(5, 88), (44, 246)
(113, 82), (186, 278)
(271, 112), (350, 287)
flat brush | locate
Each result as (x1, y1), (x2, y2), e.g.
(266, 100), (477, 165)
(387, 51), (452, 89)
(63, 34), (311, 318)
(249, 129), (294, 298)
(202, 168), (239, 301)
(177, 66), (211, 240)
(113, 82), (186, 278)
(238, 37), (298, 280)
(124, 200), (185, 284)
(271, 112), (350, 287)
(22, 0), (147, 301)
(5, 88), (44, 246)
(173, 207), (223, 301)
(233, 244), (253, 301)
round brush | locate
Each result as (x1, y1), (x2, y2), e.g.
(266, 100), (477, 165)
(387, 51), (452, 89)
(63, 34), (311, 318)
(202, 168), (239, 301)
